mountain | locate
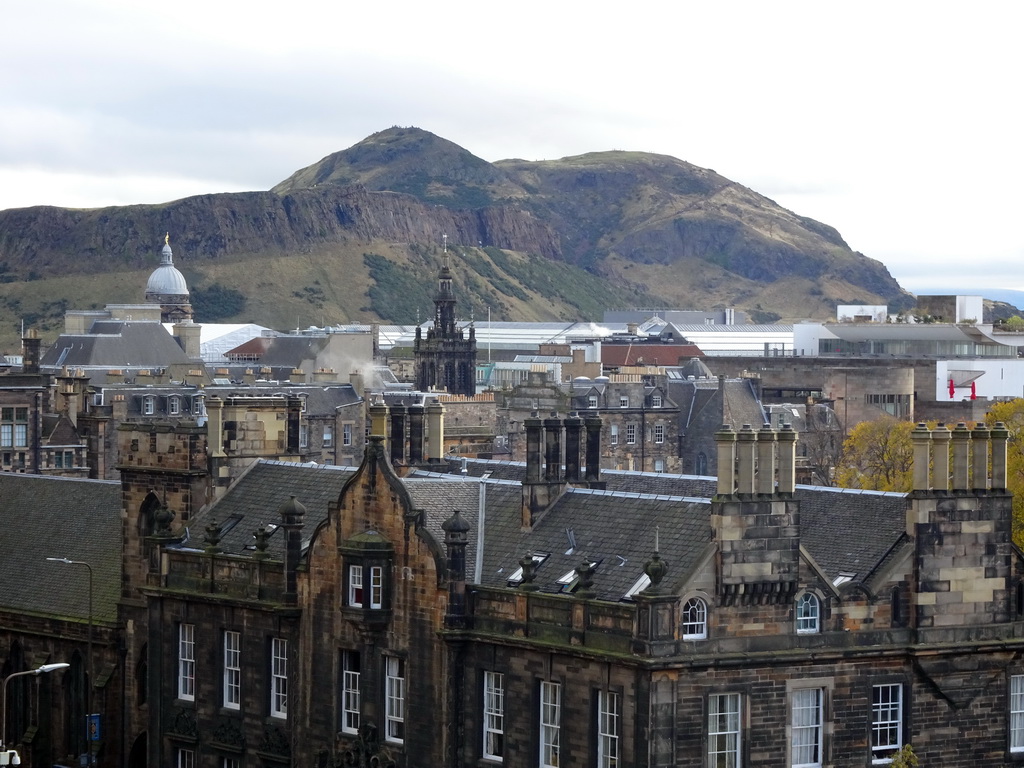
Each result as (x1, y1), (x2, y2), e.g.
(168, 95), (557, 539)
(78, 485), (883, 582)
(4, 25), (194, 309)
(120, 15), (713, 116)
(0, 126), (911, 350)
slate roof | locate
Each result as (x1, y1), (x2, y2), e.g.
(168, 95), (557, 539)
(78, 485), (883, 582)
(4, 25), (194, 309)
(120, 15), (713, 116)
(476, 486), (712, 601)
(187, 461), (357, 557)
(0, 474), (121, 624)
(446, 457), (907, 585)
(40, 322), (191, 370)
(173, 441), (907, 603)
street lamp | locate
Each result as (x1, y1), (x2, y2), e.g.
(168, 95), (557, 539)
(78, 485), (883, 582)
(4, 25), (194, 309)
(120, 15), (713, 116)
(46, 557), (94, 765)
(1, 662), (70, 765)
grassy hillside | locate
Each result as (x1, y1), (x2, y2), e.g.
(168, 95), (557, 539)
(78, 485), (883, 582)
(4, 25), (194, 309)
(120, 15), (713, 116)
(0, 242), (654, 353)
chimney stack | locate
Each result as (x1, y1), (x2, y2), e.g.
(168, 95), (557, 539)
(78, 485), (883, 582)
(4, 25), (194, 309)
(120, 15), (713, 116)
(278, 496), (306, 606)
(22, 329), (41, 374)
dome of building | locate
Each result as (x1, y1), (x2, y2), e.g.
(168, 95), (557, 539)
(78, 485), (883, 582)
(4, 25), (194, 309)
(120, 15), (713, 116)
(146, 238), (189, 297)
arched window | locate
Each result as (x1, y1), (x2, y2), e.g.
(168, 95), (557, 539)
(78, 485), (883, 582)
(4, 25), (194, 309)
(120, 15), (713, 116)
(796, 593), (820, 634)
(682, 597), (708, 640)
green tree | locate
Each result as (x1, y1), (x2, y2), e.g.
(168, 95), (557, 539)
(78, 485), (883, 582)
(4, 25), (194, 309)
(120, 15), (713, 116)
(835, 416), (914, 492)
(985, 399), (1024, 546)
(890, 744), (920, 767)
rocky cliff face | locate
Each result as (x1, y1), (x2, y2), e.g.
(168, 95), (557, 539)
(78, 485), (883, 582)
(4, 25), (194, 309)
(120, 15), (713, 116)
(0, 125), (912, 325)
(0, 184), (560, 274)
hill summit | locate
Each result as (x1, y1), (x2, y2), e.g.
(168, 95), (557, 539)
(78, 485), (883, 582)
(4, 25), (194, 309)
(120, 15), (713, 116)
(0, 126), (911, 347)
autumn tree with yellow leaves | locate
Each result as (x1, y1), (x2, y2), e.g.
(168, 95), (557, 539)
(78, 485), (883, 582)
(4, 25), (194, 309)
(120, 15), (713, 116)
(985, 399), (1024, 545)
(835, 415), (915, 492)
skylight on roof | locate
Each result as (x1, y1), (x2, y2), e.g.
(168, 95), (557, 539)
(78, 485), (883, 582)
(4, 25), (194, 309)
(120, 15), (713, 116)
(623, 573), (652, 601)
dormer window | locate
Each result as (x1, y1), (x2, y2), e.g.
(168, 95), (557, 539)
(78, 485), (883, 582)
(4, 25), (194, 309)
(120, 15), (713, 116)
(348, 564), (383, 609)
(143, 396), (155, 415)
(588, 395), (598, 409)
(796, 593), (820, 634)
(652, 394), (663, 408)
(682, 597), (708, 640)
(341, 530), (394, 622)
(619, 396), (629, 408)
(169, 396), (181, 415)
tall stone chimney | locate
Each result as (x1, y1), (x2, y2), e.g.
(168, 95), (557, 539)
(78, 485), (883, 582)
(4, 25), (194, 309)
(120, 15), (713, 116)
(278, 496), (306, 607)
(22, 329), (41, 374)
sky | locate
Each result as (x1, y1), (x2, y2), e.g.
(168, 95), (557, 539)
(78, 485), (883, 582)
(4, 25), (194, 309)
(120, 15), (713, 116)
(2, 1), (1022, 294)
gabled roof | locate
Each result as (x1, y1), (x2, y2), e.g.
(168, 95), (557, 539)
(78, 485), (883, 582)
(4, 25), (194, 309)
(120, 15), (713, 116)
(0, 474), (121, 624)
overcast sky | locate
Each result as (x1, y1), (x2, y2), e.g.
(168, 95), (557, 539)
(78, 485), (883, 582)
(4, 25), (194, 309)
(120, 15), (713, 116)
(2, 1), (1021, 293)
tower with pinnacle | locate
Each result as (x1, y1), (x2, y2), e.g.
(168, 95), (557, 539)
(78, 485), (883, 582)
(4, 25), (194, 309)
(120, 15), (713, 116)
(413, 238), (477, 396)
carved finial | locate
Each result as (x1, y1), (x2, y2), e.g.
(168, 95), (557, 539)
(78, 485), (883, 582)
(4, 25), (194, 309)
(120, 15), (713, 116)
(253, 525), (271, 560)
(442, 233), (448, 253)
(165, 232), (170, 246)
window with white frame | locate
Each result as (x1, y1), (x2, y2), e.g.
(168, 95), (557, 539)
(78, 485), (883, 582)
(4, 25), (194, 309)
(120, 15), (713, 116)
(1011, 675), (1024, 752)
(299, 423), (308, 448)
(178, 624), (195, 700)
(654, 459), (665, 473)
(619, 396), (629, 408)
(791, 687), (823, 767)
(588, 395), (598, 408)
(682, 597), (708, 640)
(654, 424), (665, 444)
(193, 397), (204, 416)
(270, 638), (288, 718)
(343, 423), (353, 446)
(871, 683), (902, 763)
(652, 393), (662, 408)
(143, 396), (155, 416)
(610, 424), (618, 445)
(323, 425), (333, 447)
(626, 423), (636, 445)
(796, 593), (820, 634)
(708, 693), (742, 768)
(341, 651), (360, 734)
(169, 396), (180, 415)
(597, 690), (620, 768)
(223, 631), (240, 709)
(369, 565), (383, 609)
(483, 671), (504, 761)
(348, 564), (364, 607)
(176, 747), (195, 768)
(539, 681), (561, 768)
(386, 656), (405, 743)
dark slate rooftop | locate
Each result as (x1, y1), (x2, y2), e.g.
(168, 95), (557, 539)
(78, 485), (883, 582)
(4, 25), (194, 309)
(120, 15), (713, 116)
(40, 322), (191, 370)
(0, 474), (122, 624)
(186, 461), (357, 557)
(447, 458), (907, 585)
(174, 448), (908, 603)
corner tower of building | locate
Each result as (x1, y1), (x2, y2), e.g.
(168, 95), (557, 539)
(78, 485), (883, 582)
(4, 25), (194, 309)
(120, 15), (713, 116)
(145, 233), (193, 323)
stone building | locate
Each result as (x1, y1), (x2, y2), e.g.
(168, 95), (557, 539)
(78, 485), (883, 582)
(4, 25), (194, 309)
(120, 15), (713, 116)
(6, 404), (1024, 766)
(0, 332), (90, 476)
(413, 252), (477, 396)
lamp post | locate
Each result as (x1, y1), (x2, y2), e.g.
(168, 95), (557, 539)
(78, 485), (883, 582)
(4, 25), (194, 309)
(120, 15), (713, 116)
(46, 557), (94, 765)
(1, 662), (70, 765)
